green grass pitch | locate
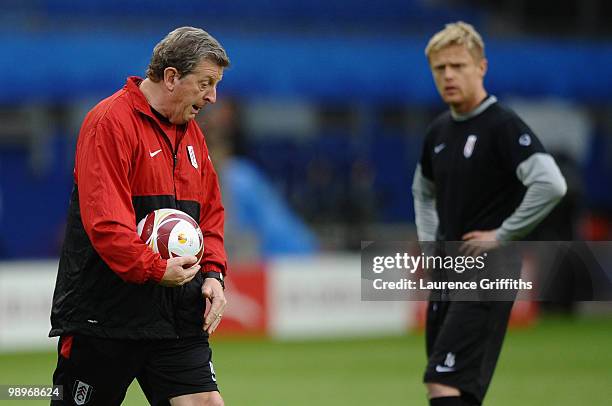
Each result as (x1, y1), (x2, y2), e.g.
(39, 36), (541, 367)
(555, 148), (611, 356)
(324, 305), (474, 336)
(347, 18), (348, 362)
(0, 316), (610, 405)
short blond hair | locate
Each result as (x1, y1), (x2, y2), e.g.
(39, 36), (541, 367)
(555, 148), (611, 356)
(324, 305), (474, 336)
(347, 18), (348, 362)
(425, 21), (485, 61)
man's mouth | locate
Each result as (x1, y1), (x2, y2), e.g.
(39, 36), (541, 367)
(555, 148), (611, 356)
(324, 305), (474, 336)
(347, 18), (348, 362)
(192, 105), (202, 114)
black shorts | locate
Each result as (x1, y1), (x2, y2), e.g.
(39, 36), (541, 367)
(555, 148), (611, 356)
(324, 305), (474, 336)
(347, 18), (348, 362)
(51, 334), (219, 406)
(423, 300), (513, 405)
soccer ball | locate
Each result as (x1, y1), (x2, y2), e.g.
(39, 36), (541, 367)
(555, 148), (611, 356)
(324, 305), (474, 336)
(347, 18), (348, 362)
(137, 208), (204, 263)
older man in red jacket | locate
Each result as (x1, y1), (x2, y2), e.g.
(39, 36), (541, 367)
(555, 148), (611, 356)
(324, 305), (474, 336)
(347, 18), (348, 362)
(50, 27), (230, 406)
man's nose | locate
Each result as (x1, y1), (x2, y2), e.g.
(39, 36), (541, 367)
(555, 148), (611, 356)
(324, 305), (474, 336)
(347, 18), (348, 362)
(204, 86), (217, 104)
(443, 66), (454, 80)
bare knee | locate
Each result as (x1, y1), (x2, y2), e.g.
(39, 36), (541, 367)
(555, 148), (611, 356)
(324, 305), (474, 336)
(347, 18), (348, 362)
(203, 392), (224, 406)
(169, 391), (224, 406)
(426, 382), (461, 399)
(205, 392), (224, 406)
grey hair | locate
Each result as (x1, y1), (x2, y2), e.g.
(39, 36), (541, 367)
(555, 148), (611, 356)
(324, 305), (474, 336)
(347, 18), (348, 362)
(146, 26), (230, 82)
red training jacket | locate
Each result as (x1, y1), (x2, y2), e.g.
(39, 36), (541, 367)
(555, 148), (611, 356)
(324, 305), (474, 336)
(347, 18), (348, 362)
(50, 77), (228, 339)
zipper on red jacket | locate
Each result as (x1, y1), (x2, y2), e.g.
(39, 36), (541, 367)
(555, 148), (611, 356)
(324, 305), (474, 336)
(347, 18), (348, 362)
(172, 149), (182, 337)
(173, 152), (178, 198)
(151, 122), (185, 337)
(171, 126), (187, 201)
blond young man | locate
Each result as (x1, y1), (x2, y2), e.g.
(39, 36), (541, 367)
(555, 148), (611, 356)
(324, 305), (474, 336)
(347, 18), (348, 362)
(413, 22), (566, 406)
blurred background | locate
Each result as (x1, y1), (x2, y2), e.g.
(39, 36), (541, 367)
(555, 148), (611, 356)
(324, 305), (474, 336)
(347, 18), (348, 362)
(0, 1), (611, 405)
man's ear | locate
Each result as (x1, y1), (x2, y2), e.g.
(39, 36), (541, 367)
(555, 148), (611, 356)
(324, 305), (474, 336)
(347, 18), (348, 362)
(479, 58), (488, 78)
(163, 67), (179, 91)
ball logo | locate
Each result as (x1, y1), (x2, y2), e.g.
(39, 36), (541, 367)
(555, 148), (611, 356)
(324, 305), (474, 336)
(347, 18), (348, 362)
(178, 232), (187, 244)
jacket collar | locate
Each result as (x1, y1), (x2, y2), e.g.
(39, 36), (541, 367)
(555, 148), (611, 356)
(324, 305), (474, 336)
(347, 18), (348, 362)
(125, 77), (197, 137)
(125, 76), (165, 122)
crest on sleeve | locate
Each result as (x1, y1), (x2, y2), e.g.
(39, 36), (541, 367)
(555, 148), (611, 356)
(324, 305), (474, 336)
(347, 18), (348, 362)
(518, 133), (532, 147)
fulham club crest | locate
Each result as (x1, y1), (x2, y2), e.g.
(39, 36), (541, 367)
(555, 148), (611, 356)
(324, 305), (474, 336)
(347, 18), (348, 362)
(187, 145), (199, 169)
(463, 134), (478, 158)
(73, 380), (93, 405)
(519, 133), (532, 146)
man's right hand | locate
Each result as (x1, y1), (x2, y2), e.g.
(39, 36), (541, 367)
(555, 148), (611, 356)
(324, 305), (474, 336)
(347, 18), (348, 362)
(159, 256), (200, 287)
